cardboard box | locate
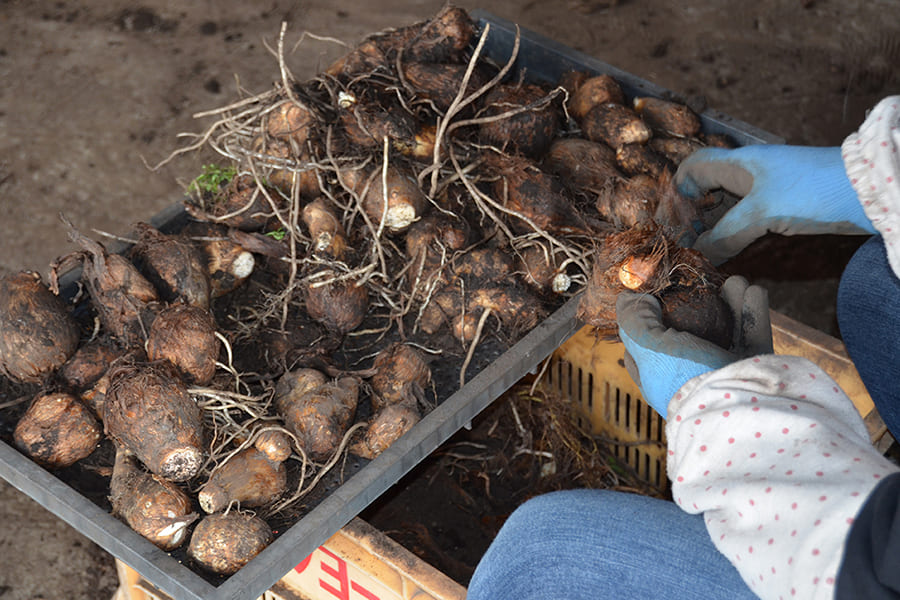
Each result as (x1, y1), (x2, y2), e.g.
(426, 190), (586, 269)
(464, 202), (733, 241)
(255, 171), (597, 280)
(114, 518), (466, 600)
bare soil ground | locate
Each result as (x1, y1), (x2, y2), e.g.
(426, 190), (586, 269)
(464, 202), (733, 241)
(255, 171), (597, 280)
(0, 1), (897, 598)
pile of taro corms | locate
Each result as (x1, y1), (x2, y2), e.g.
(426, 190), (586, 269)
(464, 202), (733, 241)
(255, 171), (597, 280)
(0, 6), (736, 579)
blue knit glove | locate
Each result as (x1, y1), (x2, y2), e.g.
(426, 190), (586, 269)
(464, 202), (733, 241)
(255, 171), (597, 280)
(676, 145), (875, 265)
(616, 277), (772, 418)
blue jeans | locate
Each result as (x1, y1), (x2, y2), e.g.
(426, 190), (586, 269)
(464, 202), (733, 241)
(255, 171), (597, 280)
(466, 489), (757, 599)
(837, 235), (900, 438)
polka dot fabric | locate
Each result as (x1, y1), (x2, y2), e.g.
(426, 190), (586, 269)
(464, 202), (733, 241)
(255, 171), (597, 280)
(667, 355), (899, 600)
(842, 95), (900, 278)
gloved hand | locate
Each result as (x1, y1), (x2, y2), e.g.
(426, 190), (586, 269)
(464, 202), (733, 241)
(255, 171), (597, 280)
(676, 145), (875, 265)
(616, 276), (773, 418)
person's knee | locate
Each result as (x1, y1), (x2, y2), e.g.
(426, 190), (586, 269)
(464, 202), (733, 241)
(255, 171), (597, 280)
(838, 236), (887, 324)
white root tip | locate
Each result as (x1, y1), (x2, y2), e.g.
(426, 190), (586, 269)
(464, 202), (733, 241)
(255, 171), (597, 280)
(230, 251), (255, 280)
(551, 272), (572, 294)
(386, 205), (418, 232)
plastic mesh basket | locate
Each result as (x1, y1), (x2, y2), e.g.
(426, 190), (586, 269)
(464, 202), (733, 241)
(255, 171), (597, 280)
(543, 327), (668, 493)
(542, 311), (892, 495)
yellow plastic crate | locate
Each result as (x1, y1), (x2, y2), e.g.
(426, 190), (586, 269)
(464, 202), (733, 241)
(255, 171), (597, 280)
(543, 310), (892, 495)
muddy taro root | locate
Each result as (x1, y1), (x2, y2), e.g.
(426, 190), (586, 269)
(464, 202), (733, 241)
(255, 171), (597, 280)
(14, 392), (101, 469)
(110, 446), (198, 551)
(370, 343), (431, 412)
(197, 446), (288, 513)
(57, 336), (123, 392)
(55, 221), (159, 347)
(274, 369), (359, 462)
(0, 271), (80, 382)
(479, 83), (562, 159)
(188, 511), (273, 576)
(146, 303), (220, 386)
(352, 400), (421, 460)
(103, 361), (205, 482)
(131, 222), (211, 309)
(578, 224), (733, 348)
(305, 275), (369, 335)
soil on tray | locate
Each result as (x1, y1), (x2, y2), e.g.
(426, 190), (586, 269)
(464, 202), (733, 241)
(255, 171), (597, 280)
(362, 380), (659, 586)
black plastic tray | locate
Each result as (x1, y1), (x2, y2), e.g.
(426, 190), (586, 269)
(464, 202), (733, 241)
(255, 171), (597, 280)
(0, 12), (782, 600)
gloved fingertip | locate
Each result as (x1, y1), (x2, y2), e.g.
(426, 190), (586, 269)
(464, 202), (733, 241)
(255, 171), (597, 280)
(691, 233), (731, 266)
(720, 275), (750, 307)
(622, 350), (641, 389)
(675, 175), (704, 199)
(741, 286), (774, 355)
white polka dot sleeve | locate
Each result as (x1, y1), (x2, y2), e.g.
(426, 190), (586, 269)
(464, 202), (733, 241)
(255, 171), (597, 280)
(842, 95), (900, 278)
(666, 355), (899, 600)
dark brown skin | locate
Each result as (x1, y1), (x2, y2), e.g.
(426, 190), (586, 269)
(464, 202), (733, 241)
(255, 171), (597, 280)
(403, 5), (475, 64)
(52, 224), (160, 347)
(339, 98), (418, 152)
(197, 447), (287, 513)
(188, 511), (273, 576)
(652, 169), (704, 244)
(325, 38), (389, 80)
(489, 155), (591, 236)
(274, 372), (359, 462)
(479, 83), (562, 159)
(405, 212), (470, 262)
(14, 392), (101, 469)
(567, 74), (625, 120)
(543, 137), (623, 194)
(557, 70), (590, 98)
(252, 138), (321, 199)
(393, 124), (437, 161)
(305, 275), (369, 335)
(581, 102), (652, 149)
(110, 446), (197, 551)
(352, 400), (421, 460)
(658, 285), (734, 350)
(103, 361), (205, 482)
(518, 242), (564, 292)
(370, 343), (431, 411)
(596, 174), (659, 229)
(146, 303), (220, 386)
(451, 247), (514, 282)
(79, 371), (110, 419)
(615, 143), (672, 178)
(649, 137), (705, 166)
(0, 271), (80, 383)
(131, 222), (211, 309)
(327, 7), (471, 79)
(404, 213), (470, 297)
(402, 62), (486, 113)
(57, 336), (123, 391)
(633, 97), (702, 138)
